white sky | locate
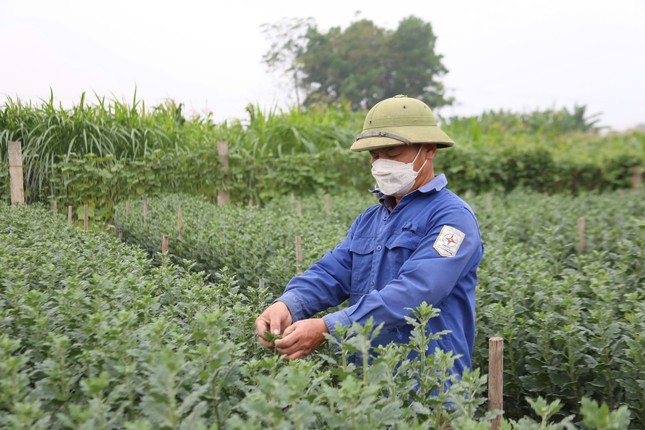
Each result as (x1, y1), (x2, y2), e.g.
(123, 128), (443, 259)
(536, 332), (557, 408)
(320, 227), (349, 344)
(1, 0), (644, 131)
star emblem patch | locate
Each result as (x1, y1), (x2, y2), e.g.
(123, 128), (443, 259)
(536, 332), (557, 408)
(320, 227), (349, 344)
(433, 225), (465, 257)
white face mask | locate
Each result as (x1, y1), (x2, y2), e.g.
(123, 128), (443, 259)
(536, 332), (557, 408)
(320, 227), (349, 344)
(371, 146), (427, 197)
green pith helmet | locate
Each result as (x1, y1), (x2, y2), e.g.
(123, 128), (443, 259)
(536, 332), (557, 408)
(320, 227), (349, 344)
(350, 94), (454, 152)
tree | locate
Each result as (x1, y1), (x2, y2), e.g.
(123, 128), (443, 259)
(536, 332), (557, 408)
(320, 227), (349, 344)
(261, 17), (315, 107)
(261, 15), (452, 111)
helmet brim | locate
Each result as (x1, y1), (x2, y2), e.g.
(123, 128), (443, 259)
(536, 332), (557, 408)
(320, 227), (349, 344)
(350, 125), (454, 152)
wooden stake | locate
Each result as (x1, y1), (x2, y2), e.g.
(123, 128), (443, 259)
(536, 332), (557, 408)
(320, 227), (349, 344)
(259, 278), (266, 289)
(51, 200), (57, 214)
(324, 193), (331, 213)
(83, 204), (89, 231)
(578, 217), (586, 254)
(486, 192), (494, 211)
(118, 229), (122, 240)
(68, 205), (73, 225)
(632, 165), (642, 191)
(8, 141), (25, 206)
(143, 198), (148, 226)
(177, 206), (183, 241)
(217, 141), (230, 206)
(296, 199), (302, 217)
(295, 235), (303, 275)
(125, 200), (130, 219)
(161, 234), (169, 254)
(488, 337), (504, 430)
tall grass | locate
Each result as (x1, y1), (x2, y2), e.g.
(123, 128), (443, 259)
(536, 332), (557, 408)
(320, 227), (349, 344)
(0, 90), (218, 198)
(1, 92), (642, 205)
(220, 101), (363, 157)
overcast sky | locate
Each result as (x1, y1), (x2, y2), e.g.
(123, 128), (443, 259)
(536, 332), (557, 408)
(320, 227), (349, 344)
(1, 0), (644, 131)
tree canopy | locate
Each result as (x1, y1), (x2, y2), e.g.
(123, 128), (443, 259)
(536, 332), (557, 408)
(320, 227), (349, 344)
(262, 15), (452, 111)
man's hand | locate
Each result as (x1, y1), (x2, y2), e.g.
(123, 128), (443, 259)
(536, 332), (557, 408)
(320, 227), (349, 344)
(255, 301), (292, 349)
(275, 318), (328, 360)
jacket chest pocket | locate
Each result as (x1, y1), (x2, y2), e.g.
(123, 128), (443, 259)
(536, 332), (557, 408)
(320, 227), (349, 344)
(385, 230), (423, 275)
(349, 236), (375, 296)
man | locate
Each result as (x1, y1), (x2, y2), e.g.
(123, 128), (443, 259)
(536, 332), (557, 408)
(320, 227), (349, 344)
(255, 95), (484, 378)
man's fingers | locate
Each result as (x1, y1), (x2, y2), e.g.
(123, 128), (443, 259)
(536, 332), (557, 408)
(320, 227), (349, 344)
(275, 328), (301, 356)
(282, 323), (297, 337)
(257, 336), (272, 349)
(255, 317), (270, 337)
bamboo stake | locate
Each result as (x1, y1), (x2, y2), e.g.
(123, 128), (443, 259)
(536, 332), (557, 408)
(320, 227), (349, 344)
(161, 234), (169, 254)
(68, 205), (73, 225)
(486, 192), (494, 211)
(295, 235), (303, 275)
(8, 141), (25, 206)
(217, 140), (230, 206)
(143, 198), (148, 226)
(488, 337), (504, 430)
(632, 165), (642, 191)
(83, 204), (89, 231)
(177, 206), (183, 241)
(578, 217), (586, 254)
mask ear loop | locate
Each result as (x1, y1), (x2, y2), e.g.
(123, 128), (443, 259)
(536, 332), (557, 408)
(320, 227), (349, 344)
(411, 146), (427, 174)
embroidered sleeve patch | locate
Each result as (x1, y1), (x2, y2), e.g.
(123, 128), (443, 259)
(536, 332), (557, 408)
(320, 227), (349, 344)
(433, 225), (466, 257)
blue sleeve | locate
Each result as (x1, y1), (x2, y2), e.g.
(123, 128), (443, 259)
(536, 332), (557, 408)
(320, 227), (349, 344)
(322, 206), (482, 333)
(274, 215), (360, 322)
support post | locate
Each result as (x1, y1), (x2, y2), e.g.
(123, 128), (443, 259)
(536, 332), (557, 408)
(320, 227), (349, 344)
(486, 192), (493, 211)
(295, 235), (303, 275)
(8, 141), (25, 206)
(161, 234), (169, 254)
(217, 141), (230, 206)
(489, 337), (504, 430)
(83, 204), (89, 231)
(143, 198), (148, 226)
(578, 217), (586, 254)
(631, 165), (642, 191)
(177, 206), (183, 241)
(68, 205), (73, 225)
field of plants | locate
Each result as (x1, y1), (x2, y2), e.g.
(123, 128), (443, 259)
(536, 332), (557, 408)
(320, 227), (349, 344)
(1, 191), (641, 429)
(1, 93), (644, 429)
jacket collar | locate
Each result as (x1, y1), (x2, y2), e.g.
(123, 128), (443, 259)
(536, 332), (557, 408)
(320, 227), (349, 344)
(371, 173), (448, 210)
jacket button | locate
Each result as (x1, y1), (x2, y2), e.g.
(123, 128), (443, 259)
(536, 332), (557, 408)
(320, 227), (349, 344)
(376, 245), (382, 251)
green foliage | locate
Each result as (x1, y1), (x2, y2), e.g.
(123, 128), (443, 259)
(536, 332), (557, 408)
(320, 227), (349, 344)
(471, 189), (644, 427)
(443, 105), (604, 137)
(295, 16), (451, 109)
(0, 90), (219, 200)
(0, 203), (555, 428)
(114, 192), (373, 291)
(113, 189), (643, 428)
(2, 92), (643, 213)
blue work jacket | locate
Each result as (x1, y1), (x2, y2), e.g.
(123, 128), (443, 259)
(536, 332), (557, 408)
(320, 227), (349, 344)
(276, 174), (484, 376)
